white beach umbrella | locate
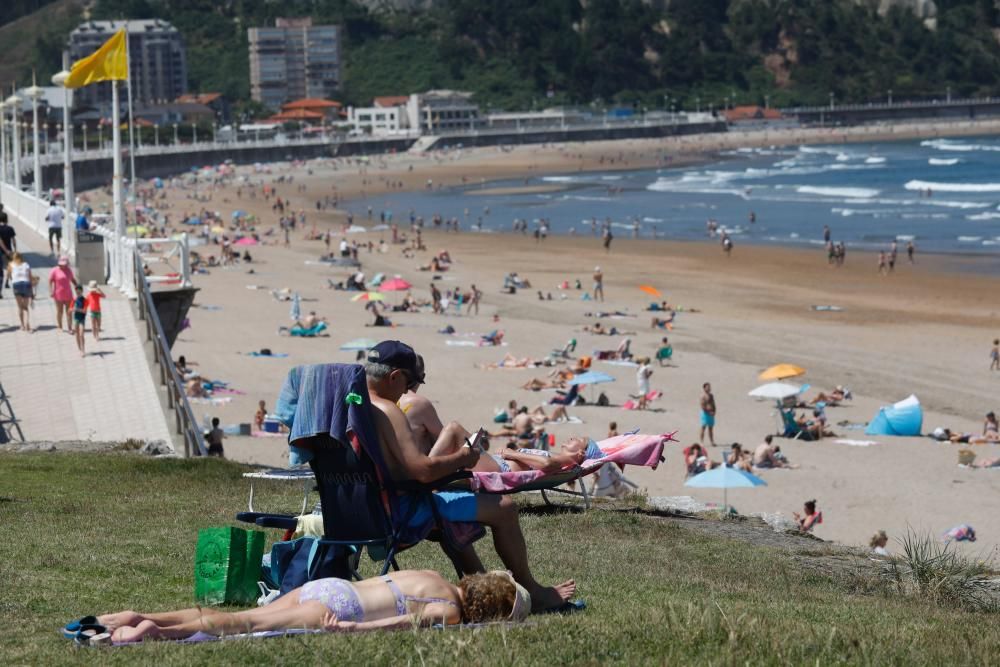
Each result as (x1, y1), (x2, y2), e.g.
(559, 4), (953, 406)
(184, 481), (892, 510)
(748, 382), (802, 400)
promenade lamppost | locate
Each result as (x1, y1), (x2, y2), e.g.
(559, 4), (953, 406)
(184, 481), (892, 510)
(82, 123), (87, 152)
(98, 123), (104, 151)
(25, 76), (45, 198)
(5, 88), (22, 190)
(888, 89), (893, 105)
(191, 122), (196, 144)
(829, 92), (835, 111)
(173, 123), (178, 145)
(0, 101), (6, 185)
(946, 86), (951, 103)
(154, 123), (159, 147)
(696, 96), (700, 113)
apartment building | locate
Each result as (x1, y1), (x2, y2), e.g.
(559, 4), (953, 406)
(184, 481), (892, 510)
(248, 18), (342, 111)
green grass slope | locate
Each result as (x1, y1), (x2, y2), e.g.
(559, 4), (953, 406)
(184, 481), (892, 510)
(2, 452), (997, 665)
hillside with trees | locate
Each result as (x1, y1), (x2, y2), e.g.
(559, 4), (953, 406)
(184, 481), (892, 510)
(10, 0), (1000, 112)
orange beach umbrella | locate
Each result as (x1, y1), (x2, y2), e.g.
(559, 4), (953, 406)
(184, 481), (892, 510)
(639, 285), (662, 298)
(759, 364), (806, 381)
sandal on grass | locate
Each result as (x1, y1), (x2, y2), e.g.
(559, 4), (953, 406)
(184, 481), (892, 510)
(73, 624), (109, 647)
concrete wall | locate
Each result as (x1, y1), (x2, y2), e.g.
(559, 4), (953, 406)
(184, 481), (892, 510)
(786, 101), (1000, 126)
(38, 121), (728, 191)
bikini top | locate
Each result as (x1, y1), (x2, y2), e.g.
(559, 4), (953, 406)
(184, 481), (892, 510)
(382, 575), (459, 617)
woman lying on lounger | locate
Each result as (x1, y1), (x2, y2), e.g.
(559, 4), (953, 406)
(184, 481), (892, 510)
(451, 436), (599, 474)
(76, 570), (532, 644)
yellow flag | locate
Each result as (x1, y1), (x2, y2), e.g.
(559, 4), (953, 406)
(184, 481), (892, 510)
(64, 29), (128, 89)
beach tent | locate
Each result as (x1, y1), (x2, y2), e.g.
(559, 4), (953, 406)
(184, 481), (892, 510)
(865, 395), (922, 436)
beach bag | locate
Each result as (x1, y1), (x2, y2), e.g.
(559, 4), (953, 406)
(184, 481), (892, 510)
(269, 537), (353, 595)
(193, 526), (266, 605)
(596, 392), (610, 407)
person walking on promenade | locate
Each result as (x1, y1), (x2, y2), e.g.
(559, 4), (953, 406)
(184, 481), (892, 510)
(8, 252), (34, 331)
(45, 200), (65, 255)
(0, 206), (16, 299)
(49, 255), (76, 334)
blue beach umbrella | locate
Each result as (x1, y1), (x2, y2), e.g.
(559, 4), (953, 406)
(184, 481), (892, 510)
(340, 338), (377, 351)
(569, 371), (615, 385)
(685, 465), (767, 512)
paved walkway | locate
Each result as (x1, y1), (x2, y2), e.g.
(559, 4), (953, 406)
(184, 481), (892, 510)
(0, 221), (172, 444)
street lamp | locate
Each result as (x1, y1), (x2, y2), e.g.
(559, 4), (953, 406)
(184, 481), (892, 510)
(0, 101), (6, 185)
(765, 94), (770, 110)
(173, 123), (178, 145)
(946, 86), (951, 103)
(888, 89), (893, 105)
(98, 123), (104, 151)
(696, 96), (700, 113)
(5, 88), (22, 189)
(154, 123), (159, 147)
(25, 75), (44, 198)
(191, 122), (196, 144)
(82, 123), (87, 152)
(829, 92), (834, 110)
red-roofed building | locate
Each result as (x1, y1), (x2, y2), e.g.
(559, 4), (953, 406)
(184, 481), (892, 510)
(279, 98), (342, 121)
(267, 108), (325, 124)
(373, 95), (409, 108)
(175, 92), (230, 122)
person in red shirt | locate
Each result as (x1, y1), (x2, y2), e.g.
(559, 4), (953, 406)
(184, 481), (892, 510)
(85, 281), (106, 341)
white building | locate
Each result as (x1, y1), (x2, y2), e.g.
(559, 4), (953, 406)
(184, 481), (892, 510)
(346, 105), (406, 135)
(404, 90), (479, 134)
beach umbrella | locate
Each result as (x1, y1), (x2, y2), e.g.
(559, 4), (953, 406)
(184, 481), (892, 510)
(685, 466), (767, 512)
(759, 363), (806, 381)
(234, 237), (258, 246)
(380, 277), (412, 291)
(748, 382), (803, 400)
(569, 370), (615, 386)
(352, 292), (385, 302)
(638, 285), (662, 298)
(232, 210), (248, 219)
(346, 225), (367, 233)
(340, 338), (377, 351)
(290, 292), (301, 322)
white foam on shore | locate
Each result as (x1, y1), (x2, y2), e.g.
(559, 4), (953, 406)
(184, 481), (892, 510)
(865, 157), (887, 164)
(958, 236), (983, 242)
(797, 185), (880, 198)
(921, 139), (1000, 152)
(905, 179), (1000, 193)
(928, 158), (960, 166)
(966, 212), (1000, 221)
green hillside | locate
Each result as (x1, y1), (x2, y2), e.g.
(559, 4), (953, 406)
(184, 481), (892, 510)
(16, 0), (1000, 111)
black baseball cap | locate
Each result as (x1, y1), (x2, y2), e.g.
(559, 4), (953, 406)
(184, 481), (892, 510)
(367, 340), (425, 385)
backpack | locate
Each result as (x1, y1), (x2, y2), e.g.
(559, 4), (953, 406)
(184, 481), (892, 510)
(596, 392), (610, 407)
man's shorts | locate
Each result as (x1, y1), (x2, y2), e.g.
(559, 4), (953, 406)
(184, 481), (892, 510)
(398, 490), (479, 531)
(700, 410), (715, 428)
(48, 227), (62, 243)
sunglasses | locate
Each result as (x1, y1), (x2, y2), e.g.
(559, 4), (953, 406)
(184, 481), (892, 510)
(398, 369), (423, 391)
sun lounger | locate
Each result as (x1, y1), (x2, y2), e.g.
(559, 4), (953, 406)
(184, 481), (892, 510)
(464, 432), (674, 508)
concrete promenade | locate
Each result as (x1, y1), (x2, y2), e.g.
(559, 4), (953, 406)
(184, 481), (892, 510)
(0, 219), (171, 444)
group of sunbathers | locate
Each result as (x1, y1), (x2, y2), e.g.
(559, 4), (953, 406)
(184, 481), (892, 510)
(75, 340), (581, 645)
(684, 436), (796, 477)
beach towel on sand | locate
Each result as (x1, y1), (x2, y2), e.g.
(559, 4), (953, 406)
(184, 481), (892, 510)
(470, 432), (674, 493)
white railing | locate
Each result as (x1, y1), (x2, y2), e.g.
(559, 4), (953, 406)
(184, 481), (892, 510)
(88, 214), (191, 299)
(0, 182), (76, 263)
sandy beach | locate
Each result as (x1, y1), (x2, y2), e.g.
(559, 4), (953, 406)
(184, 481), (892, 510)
(83, 119), (1000, 560)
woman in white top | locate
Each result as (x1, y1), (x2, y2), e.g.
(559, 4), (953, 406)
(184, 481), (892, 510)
(8, 252), (33, 331)
(635, 357), (653, 409)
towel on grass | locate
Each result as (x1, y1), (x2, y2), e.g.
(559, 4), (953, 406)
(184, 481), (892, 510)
(470, 432), (673, 493)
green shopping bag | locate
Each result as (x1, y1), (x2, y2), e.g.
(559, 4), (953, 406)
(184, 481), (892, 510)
(194, 527), (265, 605)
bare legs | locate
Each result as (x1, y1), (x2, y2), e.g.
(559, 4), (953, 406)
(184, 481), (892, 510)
(100, 592), (328, 642)
(54, 301), (71, 333)
(15, 295), (31, 331)
(473, 494), (575, 611)
(427, 421), (504, 473)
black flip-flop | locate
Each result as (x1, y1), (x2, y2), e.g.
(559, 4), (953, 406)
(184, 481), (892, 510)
(537, 599), (586, 615)
(62, 616), (98, 639)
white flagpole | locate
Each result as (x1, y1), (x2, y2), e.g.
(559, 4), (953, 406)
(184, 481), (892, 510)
(111, 78), (124, 287)
(125, 29), (137, 211)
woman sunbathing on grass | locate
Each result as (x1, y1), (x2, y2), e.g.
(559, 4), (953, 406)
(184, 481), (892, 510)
(75, 570), (535, 645)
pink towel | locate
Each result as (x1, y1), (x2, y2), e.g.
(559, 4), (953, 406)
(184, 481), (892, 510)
(471, 432), (675, 493)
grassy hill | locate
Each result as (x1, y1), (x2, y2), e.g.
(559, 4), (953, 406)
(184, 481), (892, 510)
(9, 0), (1000, 112)
(0, 0), (85, 88)
(2, 451), (998, 664)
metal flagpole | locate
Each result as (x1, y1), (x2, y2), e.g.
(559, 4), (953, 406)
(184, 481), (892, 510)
(124, 27), (138, 298)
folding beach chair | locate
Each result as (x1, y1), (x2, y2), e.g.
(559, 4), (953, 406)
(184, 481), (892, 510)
(237, 364), (480, 582)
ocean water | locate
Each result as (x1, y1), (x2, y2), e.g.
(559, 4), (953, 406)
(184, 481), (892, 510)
(344, 137), (1000, 254)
